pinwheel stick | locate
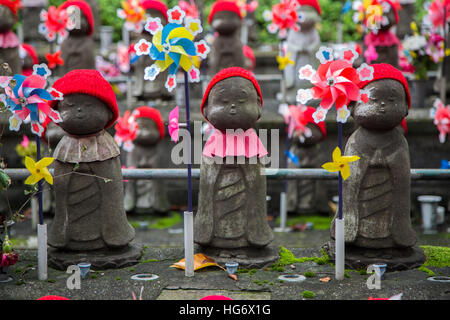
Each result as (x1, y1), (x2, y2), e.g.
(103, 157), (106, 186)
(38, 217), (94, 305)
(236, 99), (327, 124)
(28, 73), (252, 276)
(183, 71), (194, 277)
(335, 121), (345, 280)
(35, 135), (43, 225)
(441, 5), (447, 103)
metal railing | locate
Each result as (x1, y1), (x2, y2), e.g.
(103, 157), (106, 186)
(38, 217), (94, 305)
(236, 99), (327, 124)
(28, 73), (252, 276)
(4, 168), (450, 181)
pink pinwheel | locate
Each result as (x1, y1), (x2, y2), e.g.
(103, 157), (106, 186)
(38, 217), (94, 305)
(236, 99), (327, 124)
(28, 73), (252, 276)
(267, 0), (299, 38)
(168, 106), (180, 143)
(178, 0), (199, 18)
(114, 110), (138, 152)
(297, 46), (372, 123)
(427, 0), (450, 30)
(39, 5), (70, 42)
(432, 99), (450, 143)
(2, 69), (63, 137)
(287, 105), (311, 139)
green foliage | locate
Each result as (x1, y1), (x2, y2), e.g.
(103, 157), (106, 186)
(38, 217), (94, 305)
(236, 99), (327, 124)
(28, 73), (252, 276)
(418, 266), (435, 276)
(271, 246), (330, 271)
(304, 271), (315, 278)
(302, 290), (315, 299)
(276, 215), (333, 230)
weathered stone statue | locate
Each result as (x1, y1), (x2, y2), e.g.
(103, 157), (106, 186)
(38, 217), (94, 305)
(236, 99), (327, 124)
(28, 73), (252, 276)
(124, 106), (170, 214)
(132, 0), (173, 102)
(284, 0), (321, 104)
(363, 0), (399, 67)
(22, 0), (48, 42)
(208, 1), (245, 75)
(20, 44), (39, 76)
(396, 0), (415, 39)
(48, 70), (139, 270)
(286, 106), (329, 215)
(59, 0), (96, 74)
(327, 64), (425, 270)
(0, 0), (21, 74)
(195, 67), (277, 267)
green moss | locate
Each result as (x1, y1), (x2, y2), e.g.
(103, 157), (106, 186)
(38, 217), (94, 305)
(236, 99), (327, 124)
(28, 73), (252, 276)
(269, 282), (274, 285)
(128, 268), (135, 272)
(115, 277), (121, 281)
(359, 270), (367, 276)
(271, 246), (331, 271)
(420, 246), (450, 268)
(418, 266), (435, 276)
(279, 280), (284, 283)
(139, 258), (159, 264)
(253, 280), (263, 286)
(302, 290), (315, 299)
(47, 279), (56, 283)
(90, 275), (98, 279)
(275, 216), (333, 230)
(130, 212), (182, 230)
(304, 271), (316, 278)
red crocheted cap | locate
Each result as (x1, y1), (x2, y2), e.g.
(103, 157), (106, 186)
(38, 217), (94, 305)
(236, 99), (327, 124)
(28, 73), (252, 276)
(0, 0), (20, 15)
(358, 63), (411, 109)
(200, 67), (263, 118)
(60, 0), (95, 35)
(50, 69), (119, 128)
(132, 106), (165, 139)
(37, 295), (70, 300)
(208, 0), (242, 25)
(297, 0), (321, 15)
(303, 106), (327, 138)
(401, 118), (407, 134)
(243, 45), (256, 70)
(21, 44), (38, 65)
(381, 0), (399, 24)
(140, 0), (168, 21)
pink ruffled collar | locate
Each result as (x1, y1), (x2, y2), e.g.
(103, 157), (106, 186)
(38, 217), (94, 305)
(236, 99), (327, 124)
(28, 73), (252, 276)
(364, 30), (399, 47)
(0, 31), (19, 49)
(202, 128), (268, 158)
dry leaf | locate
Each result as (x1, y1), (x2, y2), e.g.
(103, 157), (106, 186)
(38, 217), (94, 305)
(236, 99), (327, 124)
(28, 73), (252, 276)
(170, 253), (225, 271)
(319, 276), (331, 283)
(228, 274), (238, 281)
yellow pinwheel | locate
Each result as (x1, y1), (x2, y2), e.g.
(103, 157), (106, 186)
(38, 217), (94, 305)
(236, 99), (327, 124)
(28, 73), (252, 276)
(322, 147), (360, 181)
(277, 53), (294, 70)
(24, 156), (54, 185)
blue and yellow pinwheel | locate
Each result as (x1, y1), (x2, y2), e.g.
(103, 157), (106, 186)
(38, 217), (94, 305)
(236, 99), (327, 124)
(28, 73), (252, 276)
(0, 65), (63, 137)
(134, 6), (209, 92)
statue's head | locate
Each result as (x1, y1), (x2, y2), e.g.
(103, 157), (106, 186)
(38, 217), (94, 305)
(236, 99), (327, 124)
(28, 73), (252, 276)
(131, 106), (165, 146)
(208, 1), (243, 36)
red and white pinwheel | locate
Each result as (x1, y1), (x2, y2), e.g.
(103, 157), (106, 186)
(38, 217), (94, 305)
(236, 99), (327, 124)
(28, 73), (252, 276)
(278, 104), (312, 142)
(266, 0), (299, 39)
(297, 46), (374, 124)
(431, 99), (450, 143)
(39, 5), (70, 43)
(114, 110), (138, 152)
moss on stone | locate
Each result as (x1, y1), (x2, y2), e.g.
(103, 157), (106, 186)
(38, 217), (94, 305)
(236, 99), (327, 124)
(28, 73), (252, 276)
(420, 246), (450, 268)
(418, 266), (435, 276)
(275, 216), (333, 230)
(302, 290), (315, 299)
(270, 246), (331, 271)
(304, 271), (315, 278)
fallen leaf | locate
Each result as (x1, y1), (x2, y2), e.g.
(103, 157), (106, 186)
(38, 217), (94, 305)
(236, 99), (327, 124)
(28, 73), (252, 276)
(170, 253), (225, 271)
(228, 274), (238, 281)
(319, 276), (331, 283)
(290, 264), (296, 269)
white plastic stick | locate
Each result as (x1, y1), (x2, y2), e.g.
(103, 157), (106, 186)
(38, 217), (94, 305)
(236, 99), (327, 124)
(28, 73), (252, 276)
(37, 224), (47, 281)
(280, 192), (287, 230)
(335, 218), (345, 280)
(184, 211), (194, 277)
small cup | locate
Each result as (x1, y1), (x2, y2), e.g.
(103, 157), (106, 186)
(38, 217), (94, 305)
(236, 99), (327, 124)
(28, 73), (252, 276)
(225, 262), (239, 275)
(77, 263), (91, 279)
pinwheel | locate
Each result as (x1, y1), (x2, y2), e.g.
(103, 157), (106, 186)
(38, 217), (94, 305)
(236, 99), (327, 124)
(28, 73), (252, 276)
(297, 46), (373, 123)
(117, 0), (146, 33)
(135, 5), (208, 92)
(1, 70), (63, 137)
(266, 0), (299, 39)
(431, 99), (450, 143)
(178, 0), (199, 19)
(39, 5), (70, 43)
(234, 0), (258, 17)
(168, 105), (180, 143)
(278, 104), (311, 141)
(425, 0), (450, 31)
(114, 110), (138, 152)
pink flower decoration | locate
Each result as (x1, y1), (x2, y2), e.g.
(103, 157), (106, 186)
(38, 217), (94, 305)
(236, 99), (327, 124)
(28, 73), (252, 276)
(168, 106), (180, 143)
(144, 17), (163, 35)
(364, 45), (379, 65)
(21, 135), (30, 148)
(432, 99), (450, 143)
(167, 6), (185, 24)
(269, 0), (299, 37)
(178, 0), (199, 19)
(357, 63), (375, 81)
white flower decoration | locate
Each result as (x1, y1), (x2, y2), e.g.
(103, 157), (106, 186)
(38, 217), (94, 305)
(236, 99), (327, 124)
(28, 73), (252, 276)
(336, 105), (351, 123)
(340, 48), (359, 64)
(33, 63), (52, 79)
(165, 75), (177, 92)
(187, 66), (200, 83)
(296, 88), (313, 105)
(195, 40), (210, 59)
(135, 39), (152, 56)
(312, 107), (328, 123)
(298, 65), (316, 81)
(167, 6), (186, 24)
(144, 64), (161, 81)
(144, 17), (163, 35)
(315, 46), (334, 64)
(357, 63), (375, 81)
(185, 18), (203, 36)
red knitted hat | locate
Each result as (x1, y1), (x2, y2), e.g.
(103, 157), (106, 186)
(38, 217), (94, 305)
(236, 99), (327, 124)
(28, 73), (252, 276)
(297, 0), (321, 15)
(381, 0), (399, 24)
(401, 118), (407, 134)
(140, 0), (168, 20)
(303, 106), (327, 138)
(358, 63), (411, 109)
(201, 67), (263, 118)
(59, 0), (95, 35)
(243, 45), (256, 70)
(208, 0), (242, 25)
(132, 106), (165, 139)
(0, 0), (20, 15)
(50, 69), (119, 128)
(21, 44), (38, 65)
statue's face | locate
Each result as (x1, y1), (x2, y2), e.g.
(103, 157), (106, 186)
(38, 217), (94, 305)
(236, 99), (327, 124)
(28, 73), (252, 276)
(69, 10), (90, 36)
(0, 6), (16, 32)
(293, 123), (323, 147)
(211, 11), (241, 35)
(351, 79), (408, 131)
(204, 77), (261, 131)
(133, 118), (160, 146)
(56, 94), (112, 135)
(297, 6), (320, 31)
